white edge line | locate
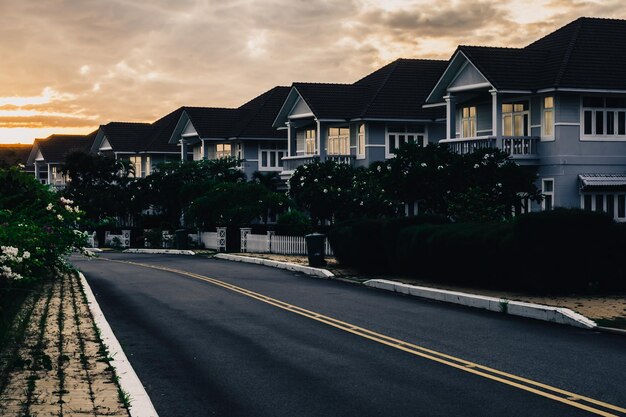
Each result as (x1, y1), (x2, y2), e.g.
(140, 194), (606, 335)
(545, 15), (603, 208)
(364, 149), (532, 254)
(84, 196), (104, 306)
(123, 249), (195, 256)
(79, 272), (160, 417)
(214, 254), (334, 278)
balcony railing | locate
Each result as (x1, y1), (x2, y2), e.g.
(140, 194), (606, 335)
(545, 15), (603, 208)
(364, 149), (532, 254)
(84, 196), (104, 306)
(439, 136), (539, 158)
(281, 154), (355, 171)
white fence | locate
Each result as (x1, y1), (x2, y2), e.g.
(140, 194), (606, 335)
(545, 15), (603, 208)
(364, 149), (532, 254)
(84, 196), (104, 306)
(197, 229), (333, 256)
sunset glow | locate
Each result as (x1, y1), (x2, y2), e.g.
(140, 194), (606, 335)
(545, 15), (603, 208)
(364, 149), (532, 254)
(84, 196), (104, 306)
(1, 0), (624, 144)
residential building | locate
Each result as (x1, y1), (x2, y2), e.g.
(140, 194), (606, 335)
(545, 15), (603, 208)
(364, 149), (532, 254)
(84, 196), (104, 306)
(272, 59), (448, 181)
(425, 17), (626, 219)
(26, 133), (96, 188)
(168, 86), (290, 179)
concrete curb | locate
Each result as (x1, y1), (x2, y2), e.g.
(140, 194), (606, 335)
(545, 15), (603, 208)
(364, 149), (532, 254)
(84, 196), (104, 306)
(79, 272), (159, 417)
(214, 254), (334, 278)
(363, 279), (597, 329)
(123, 248), (195, 256)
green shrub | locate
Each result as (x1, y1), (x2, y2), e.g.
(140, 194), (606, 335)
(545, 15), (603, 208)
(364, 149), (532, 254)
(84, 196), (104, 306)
(275, 211), (312, 236)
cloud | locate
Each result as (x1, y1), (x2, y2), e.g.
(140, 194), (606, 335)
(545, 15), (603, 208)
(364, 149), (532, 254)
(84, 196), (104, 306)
(0, 0), (625, 144)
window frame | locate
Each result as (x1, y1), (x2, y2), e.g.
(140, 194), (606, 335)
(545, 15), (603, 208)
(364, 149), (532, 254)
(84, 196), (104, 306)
(215, 143), (232, 159)
(581, 96), (626, 141)
(542, 178), (554, 211)
(385, 124), (428, 158)
(357, 124), (366, 160)
(304, 129), (317, 156)
(461, 106), (477, 138)
(502, 101), (530, 137)
(327, 127), (350, 156)
(541, 96), (555, 141)
(581, 192), (626, 221)
(258, 142), (287, 171)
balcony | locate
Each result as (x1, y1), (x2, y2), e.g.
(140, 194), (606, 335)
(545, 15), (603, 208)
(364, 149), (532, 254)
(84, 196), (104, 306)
(439, 136), (539, 162)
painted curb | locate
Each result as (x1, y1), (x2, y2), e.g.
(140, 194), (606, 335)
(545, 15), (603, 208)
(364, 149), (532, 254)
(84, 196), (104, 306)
(363, 279), (597, 329)
(123, 248), (195, 256)
(214, 254), (334, 278)
(79, 272), (159, 417)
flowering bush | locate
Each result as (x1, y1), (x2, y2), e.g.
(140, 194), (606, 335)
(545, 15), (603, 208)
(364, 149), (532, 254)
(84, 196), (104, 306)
(0, 167), (88, 287)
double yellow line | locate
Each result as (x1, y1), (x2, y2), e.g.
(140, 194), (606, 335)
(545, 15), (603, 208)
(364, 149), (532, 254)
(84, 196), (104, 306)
(102, 258), (626, 417)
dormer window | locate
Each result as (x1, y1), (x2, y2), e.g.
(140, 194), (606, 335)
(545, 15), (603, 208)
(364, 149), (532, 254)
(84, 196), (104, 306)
(502, 102), (529, 136)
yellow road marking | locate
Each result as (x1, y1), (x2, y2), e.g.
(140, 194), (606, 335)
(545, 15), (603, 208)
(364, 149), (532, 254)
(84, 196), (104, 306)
(99, 258), (626, 417)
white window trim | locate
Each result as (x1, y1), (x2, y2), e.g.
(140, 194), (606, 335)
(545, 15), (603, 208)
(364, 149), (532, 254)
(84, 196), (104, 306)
(542, 178), (554, 211)
(501, 102), (530, 137)
(357, 124), (366, 160)
(385, 124), (428, 159)
(460, 106), (476, 138)
(580, 192), (626, 222)
(541, 97), (555, 141)
(327, 127), (350, 156)
(580, 96), (626, 141)
(258, 143), (287, 171)
(215, 143), (232, 159)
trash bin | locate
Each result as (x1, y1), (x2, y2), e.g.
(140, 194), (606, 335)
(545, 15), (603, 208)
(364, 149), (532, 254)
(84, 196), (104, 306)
(175, 229), (188, 250)
(305, 233), (326, 267)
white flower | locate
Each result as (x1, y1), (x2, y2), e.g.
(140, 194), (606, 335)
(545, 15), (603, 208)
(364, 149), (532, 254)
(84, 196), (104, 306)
(377, 165), (382, 172)
(46, 203), (53, 211)
(323, 189), (328, 193)
(360, 201), (364, 206)
(474, 164), (480, 169)
(22, 251), (30, 259)
(74, 206), (80, 212)
(421, 162), (427, 167)
(437, 165), (444, 170)
(57, 214), (64, 221)
(337, 188), (341, 192)
(496, 183), (503, 188)
(60, 197), (73, 205)
(314, 178), (319, 183)
(65, 205), (74, 212)
(387, 165), (391, 171)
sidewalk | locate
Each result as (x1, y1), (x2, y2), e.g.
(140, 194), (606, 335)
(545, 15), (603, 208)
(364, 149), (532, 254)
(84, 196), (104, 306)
(0, 273), (129, 417)
(232, 253), (626, 328)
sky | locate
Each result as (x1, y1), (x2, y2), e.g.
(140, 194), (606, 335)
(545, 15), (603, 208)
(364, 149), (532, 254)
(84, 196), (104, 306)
(1, 0), (625, 144)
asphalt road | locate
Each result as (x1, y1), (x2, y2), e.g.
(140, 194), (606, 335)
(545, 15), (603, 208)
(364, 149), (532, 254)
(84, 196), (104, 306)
(72, 253), (626, 417)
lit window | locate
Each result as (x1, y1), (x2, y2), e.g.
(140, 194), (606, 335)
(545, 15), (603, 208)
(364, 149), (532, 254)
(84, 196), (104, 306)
(327, 127), (350, 155)
(216, 143), (231, 159)
(357, 124), (365, 159)
(305, 129), (316, 155)
(543, 97), (554, 138)
(461, 107), (476, 138)
(129, 156), (142, 178)
(502, 102), (529, 136)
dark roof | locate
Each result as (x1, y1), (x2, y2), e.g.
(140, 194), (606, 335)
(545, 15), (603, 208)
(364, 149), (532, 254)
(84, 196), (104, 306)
(457, 17), (626, 91)
(100, 122), (153, 153)
(291, 58), (448, 120)
(234, 86), (289, 138)
(0, 144), (31, 167)
(183, 107), (240, 138)
(144, 107), (185, 152)
(36, 132), (96, 163)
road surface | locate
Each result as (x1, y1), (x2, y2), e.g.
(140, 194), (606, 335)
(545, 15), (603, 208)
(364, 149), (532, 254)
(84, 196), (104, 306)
(72, 253), (626, 417)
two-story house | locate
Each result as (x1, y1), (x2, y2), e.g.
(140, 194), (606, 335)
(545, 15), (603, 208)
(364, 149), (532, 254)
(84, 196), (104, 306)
(425, 17), (626, 219)
(26, 133), (96, 188)
(272, 58), (448, 182)
(168, 86), (290, 179)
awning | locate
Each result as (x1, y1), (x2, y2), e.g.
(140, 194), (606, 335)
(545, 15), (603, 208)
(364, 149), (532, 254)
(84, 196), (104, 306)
(579, 174), (626, 191)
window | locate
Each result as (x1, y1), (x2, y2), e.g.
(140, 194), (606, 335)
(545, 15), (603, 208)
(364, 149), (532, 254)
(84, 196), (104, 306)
(327, 127), (350, 155)
(259, 143), (286, 171)
(51, 166), (65, 185)
(461, 106), (476, 138)
(387, 124), (426, 156)
(216, 143), (231, 159)
(582, 97), (626, 138)
(502, 102), (529, 136)
(543, 97), (554, 138)
(305, 129), (316, 155)
(582, 193), (626, 221)
(143, 156), (151, 177)
(542, 179), (554, 211)
(129, 156), (141, 178)
(193, 145), (202, 161)
(357, 124), (365, 159)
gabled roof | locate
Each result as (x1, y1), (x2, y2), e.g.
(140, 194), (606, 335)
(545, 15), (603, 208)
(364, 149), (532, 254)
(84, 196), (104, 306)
(98, 122), (153, 153)
(428, 17), (626, 102)
(275, 58), (448, 124)
(27, 132), (96, 165)
(182, 107), (240, 138)
(143, 107), (186, 153)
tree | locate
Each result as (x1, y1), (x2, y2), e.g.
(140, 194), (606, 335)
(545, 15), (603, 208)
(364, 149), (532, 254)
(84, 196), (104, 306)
(61, 151), (134, 226)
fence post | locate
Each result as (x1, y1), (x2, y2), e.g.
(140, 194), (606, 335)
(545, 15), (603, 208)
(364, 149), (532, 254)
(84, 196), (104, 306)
(267, 231), (275, 253)
(122, 229), (131, 248)
(216, 227), (227, 252)
(240, 228), (251, 253)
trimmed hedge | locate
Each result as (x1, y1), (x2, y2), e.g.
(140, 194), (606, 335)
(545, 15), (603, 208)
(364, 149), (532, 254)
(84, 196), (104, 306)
(328, 209), (626, 293)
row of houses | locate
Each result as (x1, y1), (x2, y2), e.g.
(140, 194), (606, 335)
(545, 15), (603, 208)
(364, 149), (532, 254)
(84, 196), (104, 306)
(21, 17), (626, 220)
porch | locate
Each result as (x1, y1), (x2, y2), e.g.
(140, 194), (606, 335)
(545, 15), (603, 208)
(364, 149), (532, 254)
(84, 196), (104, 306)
(439, 136), (540, 163)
